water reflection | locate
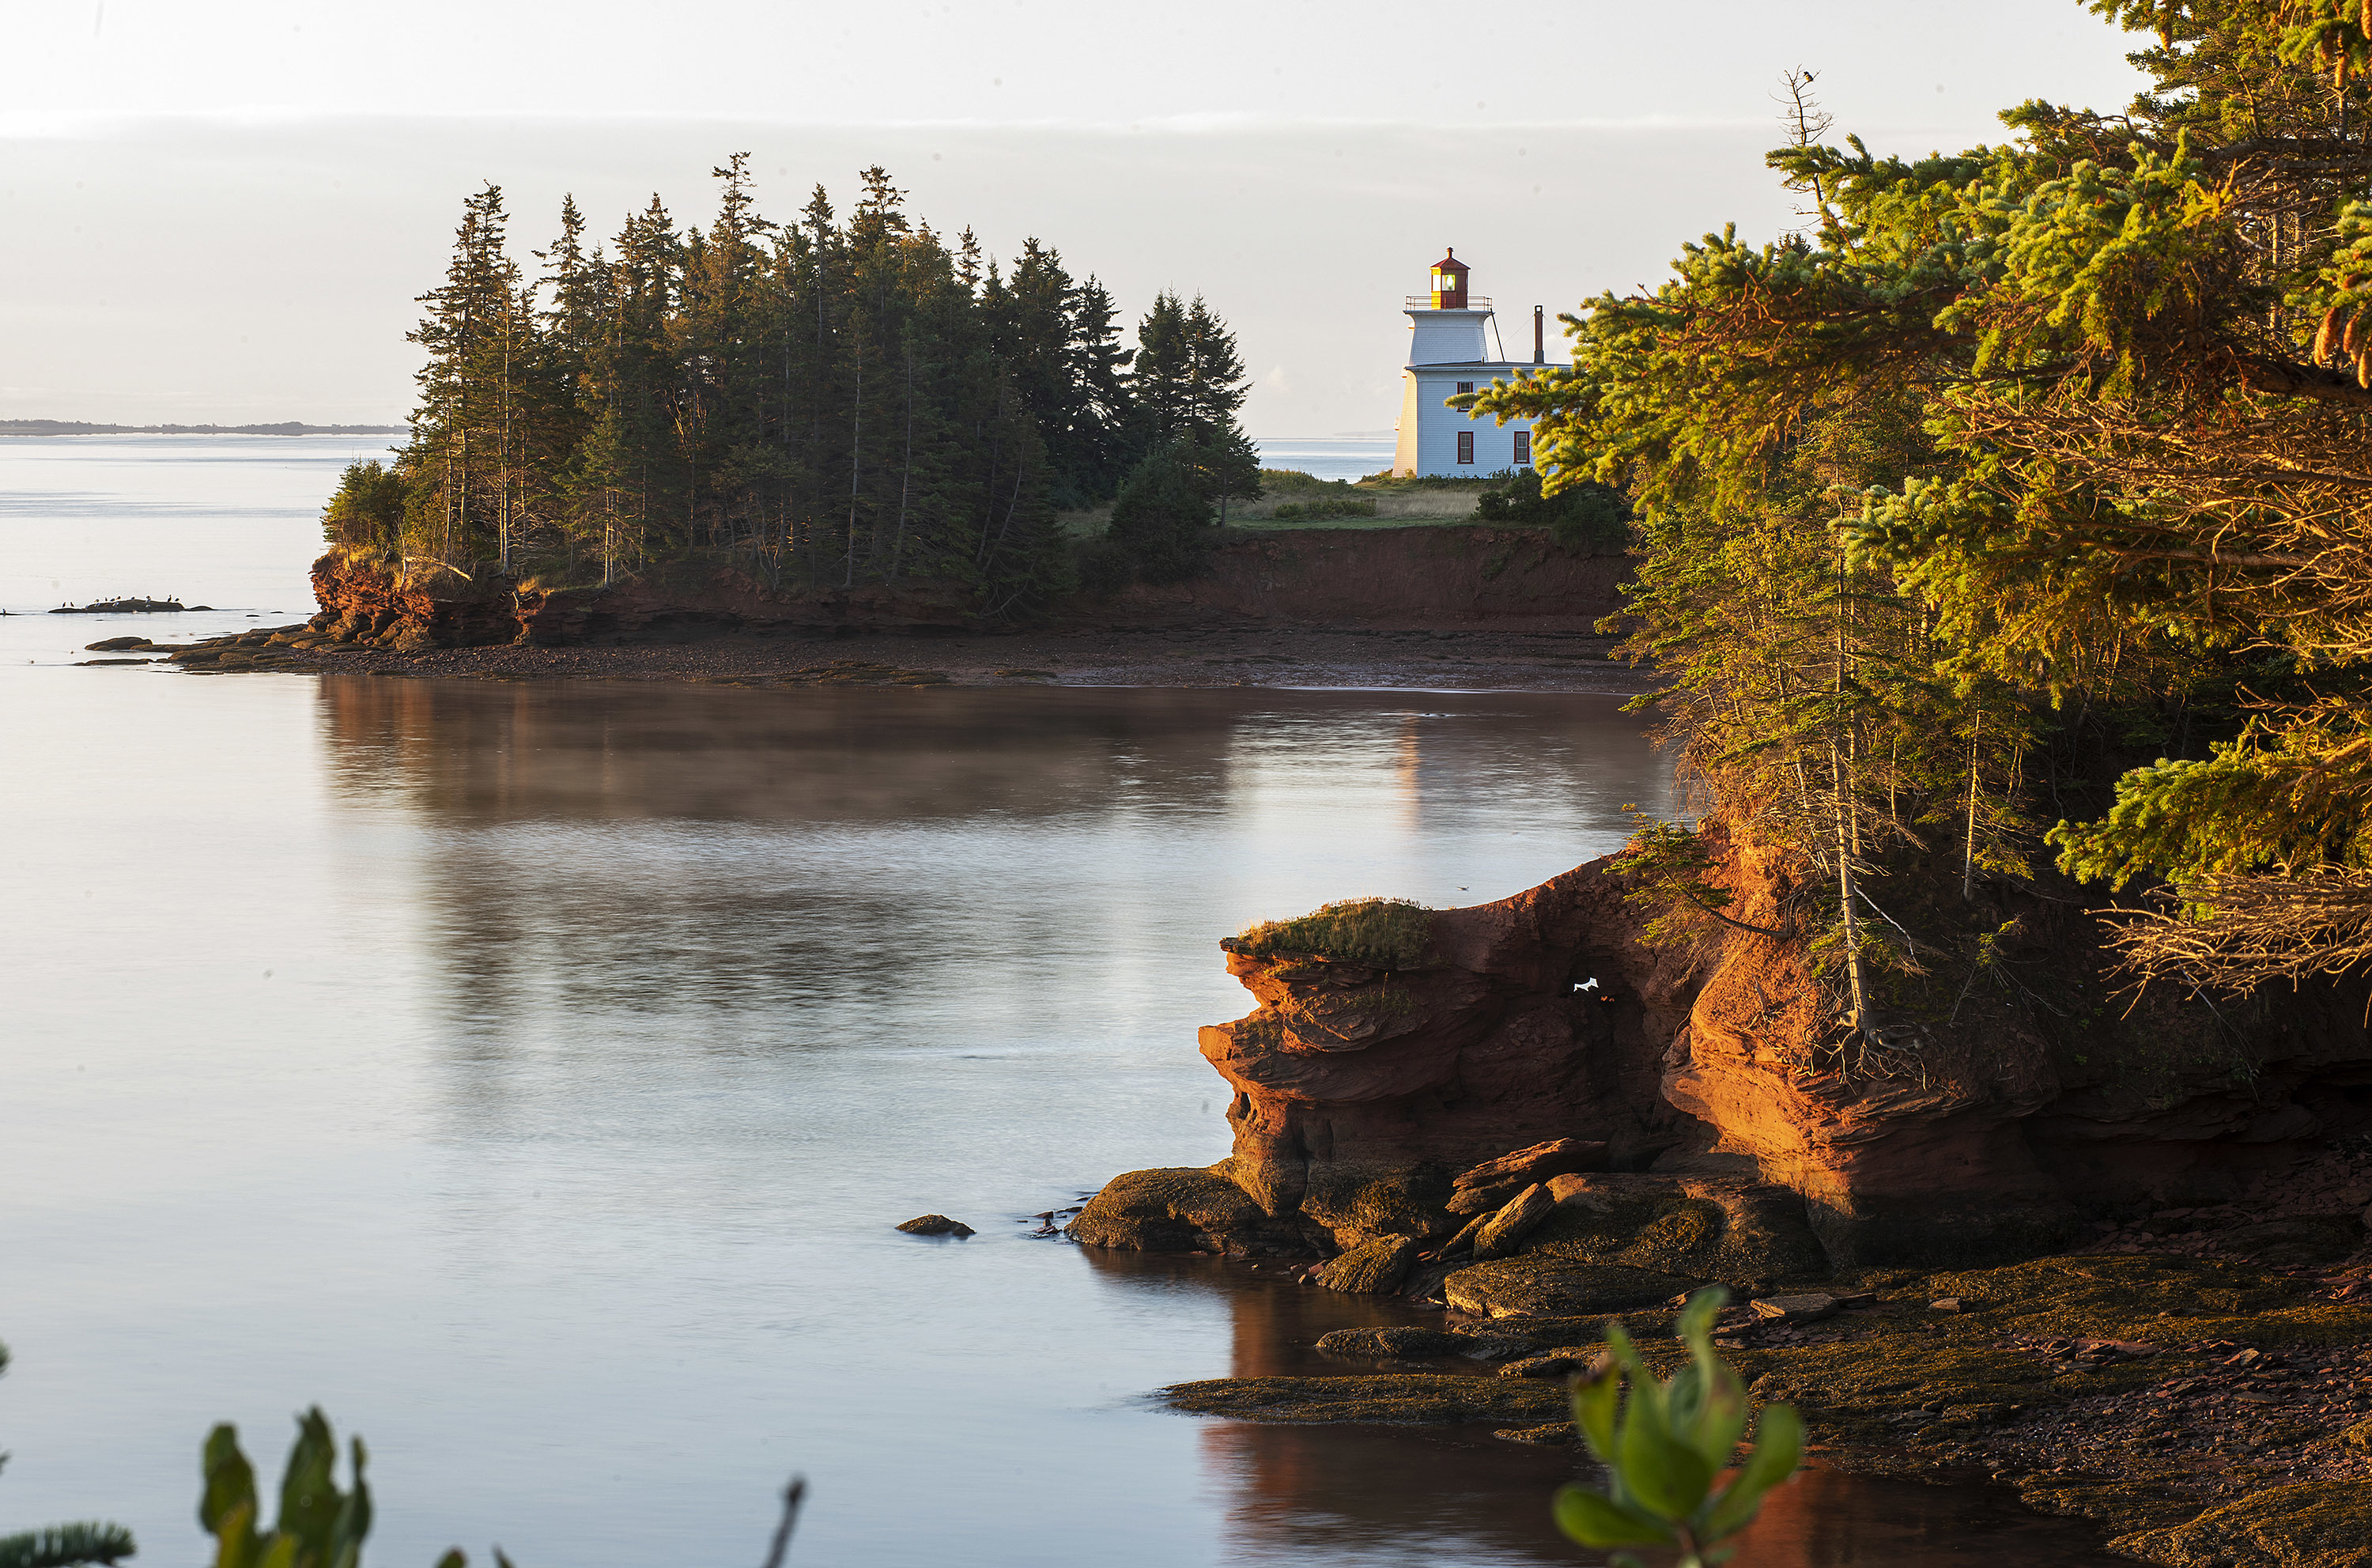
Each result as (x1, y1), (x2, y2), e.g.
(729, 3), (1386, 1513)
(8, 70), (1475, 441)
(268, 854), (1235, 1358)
(308, 675), (1685, 1062)
(1082, 1250), (2130, 1567)
(299, 674), (2124, 1566)
(1194, 1424), (2135, 1567)
(0, 652), (2130, 1566)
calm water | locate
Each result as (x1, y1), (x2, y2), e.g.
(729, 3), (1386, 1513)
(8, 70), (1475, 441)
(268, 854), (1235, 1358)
(0, 438), (2126, 1566)
(1252, 437), (1396, 482)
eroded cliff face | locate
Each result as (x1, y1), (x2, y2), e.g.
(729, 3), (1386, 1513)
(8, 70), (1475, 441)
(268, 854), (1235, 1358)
(1668, 829), (2372, 1260)
(308, 547), (986, 647)
(1658, 829), (2077, 1262)
(1194, 865), (1705, 1253)
(307, 528), (1630, 648)
(1086, 527), (1627, 633)
(1077, 822), (2372, 1268)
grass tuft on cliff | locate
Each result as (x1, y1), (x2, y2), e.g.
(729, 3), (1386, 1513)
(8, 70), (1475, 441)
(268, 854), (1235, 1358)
(1233, 898), (1433, 968)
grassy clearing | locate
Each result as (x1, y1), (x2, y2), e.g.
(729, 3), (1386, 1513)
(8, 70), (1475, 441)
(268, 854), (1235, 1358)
(1225, 512), (1464, 533)
(1233, 897), (1434, 967)
(1058, 469), (1491, 537)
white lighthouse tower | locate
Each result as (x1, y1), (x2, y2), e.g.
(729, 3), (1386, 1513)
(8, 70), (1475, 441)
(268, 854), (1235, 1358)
(1390, 249), (1562, 478)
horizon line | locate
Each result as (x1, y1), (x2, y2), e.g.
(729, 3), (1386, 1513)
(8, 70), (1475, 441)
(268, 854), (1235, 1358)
(0, 106), (2030, 142)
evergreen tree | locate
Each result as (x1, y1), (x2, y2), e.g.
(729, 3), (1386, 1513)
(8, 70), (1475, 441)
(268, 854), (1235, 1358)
(1471, 0), (2372, 996)
(405, 183), (523, 571)
(355, 163), (1195, 618)
(321, 459), (406, 550)
(1129, 291), (1193, 450)
(1124, 292), (1259, 523)
(1067, 276), (1136, 497)
(1107, 441), (1214, 584)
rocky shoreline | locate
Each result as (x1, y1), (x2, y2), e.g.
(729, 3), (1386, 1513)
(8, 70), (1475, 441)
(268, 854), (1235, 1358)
(80, 618), (1651, 693)
(69, 526), (1656, 692)
(1152, 1188), (2372, 1565)
(1066, 852), (2372, 1566)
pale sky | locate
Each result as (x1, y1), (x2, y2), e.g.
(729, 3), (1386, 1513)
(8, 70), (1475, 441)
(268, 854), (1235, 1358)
(2, 0), (2147, 433)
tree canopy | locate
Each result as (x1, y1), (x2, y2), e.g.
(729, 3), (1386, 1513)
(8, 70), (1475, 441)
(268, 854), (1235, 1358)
(1471, 0), (2372, 999)
(334, 161), (1252, 616)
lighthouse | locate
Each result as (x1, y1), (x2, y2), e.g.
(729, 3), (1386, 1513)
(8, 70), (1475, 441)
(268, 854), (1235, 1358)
(1389, 248), (1562, 478)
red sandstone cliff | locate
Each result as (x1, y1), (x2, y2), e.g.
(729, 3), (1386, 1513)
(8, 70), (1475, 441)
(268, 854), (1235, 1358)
(1085, 826), (2372, 1267)
(308, 546), (988, 647)
(1193, 865), (1703, 1251)
(1080, 527), (1627, 633)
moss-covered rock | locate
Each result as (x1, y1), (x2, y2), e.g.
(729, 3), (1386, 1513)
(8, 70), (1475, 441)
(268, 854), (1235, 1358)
(2109, 1480), (2372, 1566)
(1443, 1259), (1699, 1317)
(1313, 1326), (1468, 1358)
(1472, 1183), (1556, 1260)
(1067, 1166), (1299, 1253)
(1159, 1244), (2372, 1562)
(2019, 1474), (2211, 1538)
(1532, 1175), (1830, 1284)
(1302, 1164), (1455, 1245)
(1498, 1351), (1599, 1379)
(2212, 1216), (2365, 1267)
(1918, 1253), (2372, 1348)
(1161, 1373), (1568, 1426)
(1320, 1235), (1422, 1294)
(1228, 899), (1434, 968)
(1457, 1313), (1680, 1351)
(1447, 1139), (1609, 1215)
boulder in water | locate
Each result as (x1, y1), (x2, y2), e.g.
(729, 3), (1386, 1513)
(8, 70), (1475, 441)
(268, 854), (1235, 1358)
(895, 1214), (974, 1237)
(51, 598), (184, 614)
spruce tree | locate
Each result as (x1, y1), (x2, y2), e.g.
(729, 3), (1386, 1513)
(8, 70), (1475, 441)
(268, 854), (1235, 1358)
(1067, 276), (1136, 498)
(406, 183), (522, 569)
(1471, 0), (2372, 996)
(1107, 440), (1214, 584)
(1128, 291), (1192, 452)
(372, 161), (1174, 616)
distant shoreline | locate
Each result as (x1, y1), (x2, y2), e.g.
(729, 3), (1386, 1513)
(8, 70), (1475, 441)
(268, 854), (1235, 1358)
(0, 421), (405, 437)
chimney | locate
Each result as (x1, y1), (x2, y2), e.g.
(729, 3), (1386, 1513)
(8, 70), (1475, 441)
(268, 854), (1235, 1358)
(1533, 305), (1545, 364)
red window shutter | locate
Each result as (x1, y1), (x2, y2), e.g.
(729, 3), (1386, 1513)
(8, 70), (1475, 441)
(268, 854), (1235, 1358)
(1456, 431), (1475, 463)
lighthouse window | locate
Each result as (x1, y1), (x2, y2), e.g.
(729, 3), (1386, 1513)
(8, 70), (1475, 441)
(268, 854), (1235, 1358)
(1455, 381), (1474, 394)
(1513, 429), (1532, 465)
(1456, 431), (1475, 464)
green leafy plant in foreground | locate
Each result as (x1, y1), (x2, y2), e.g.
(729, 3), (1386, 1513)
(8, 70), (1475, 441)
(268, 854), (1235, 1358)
(1555, 1288), (1804, 1567)
(201, 1410), (509, 1568)
(198, 1408), (806, 1568)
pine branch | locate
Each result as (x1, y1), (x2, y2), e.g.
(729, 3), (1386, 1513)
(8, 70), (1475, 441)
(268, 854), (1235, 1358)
(0, 1522), (138, 1568)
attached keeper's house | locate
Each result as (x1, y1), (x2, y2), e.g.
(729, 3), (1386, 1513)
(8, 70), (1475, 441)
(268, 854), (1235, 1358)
(1389, 249), (1563, 478)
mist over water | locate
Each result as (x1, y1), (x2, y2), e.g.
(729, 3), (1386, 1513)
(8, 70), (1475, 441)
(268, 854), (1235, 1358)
(0, 439), (2124, 1565)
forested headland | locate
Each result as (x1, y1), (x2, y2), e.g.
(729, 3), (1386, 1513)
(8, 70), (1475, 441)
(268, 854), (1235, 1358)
(323, 160), (1259, 616)
(1472, 0), (2372, 1018)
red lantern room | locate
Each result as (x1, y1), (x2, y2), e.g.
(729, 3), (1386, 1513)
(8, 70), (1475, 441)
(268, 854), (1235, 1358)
(1429, 248), (1470, 309)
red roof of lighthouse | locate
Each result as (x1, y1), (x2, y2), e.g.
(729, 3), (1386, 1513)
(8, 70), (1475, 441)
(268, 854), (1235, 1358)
(1434, 248), (1468, 275)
